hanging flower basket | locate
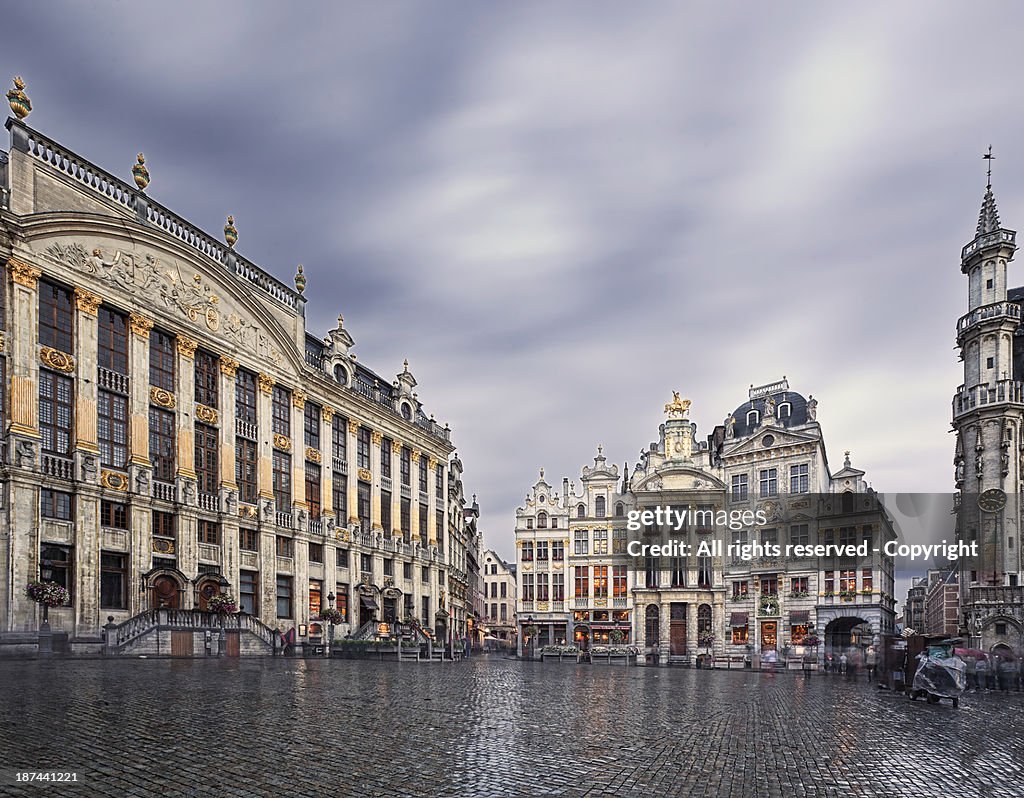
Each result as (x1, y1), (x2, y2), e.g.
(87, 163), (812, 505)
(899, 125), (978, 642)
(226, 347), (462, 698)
(318, 608), (345, 625)
(205, 594), (238, 615)
(609, 629), (625, 644)
(698, 634), (715, 648)
(25, 580), (69, 607)
(802, 635), (820, 648)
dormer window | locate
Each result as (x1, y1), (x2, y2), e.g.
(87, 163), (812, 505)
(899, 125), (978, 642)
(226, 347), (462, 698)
(538, 512), (548, 529)
(615, 502), (625, 517)
(334, 364), (348, 385)
(778, 403), (791, 420)
(747, 410), (760, 426)
(401, 403), (412, 421)
(595, 496), (606, 518)
(526, 518), (534, 529)
(577, 503), (586, 518)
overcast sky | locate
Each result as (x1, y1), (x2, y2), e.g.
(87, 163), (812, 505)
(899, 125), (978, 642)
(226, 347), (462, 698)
(4, 3), (1024, 575)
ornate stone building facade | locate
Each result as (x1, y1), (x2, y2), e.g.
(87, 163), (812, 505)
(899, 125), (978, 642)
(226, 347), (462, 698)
(516, 381), (897, 665)
(0, 112), (470, 653)
(952, 171), (1024, 655)
(481, 550), (517, 649)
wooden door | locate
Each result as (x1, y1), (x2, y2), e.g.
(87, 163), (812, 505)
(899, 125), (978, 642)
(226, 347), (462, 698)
(225, 631), (240, 657)
(152, 576), (180, 609)
(761, 621), (777, 650)
(670, 621), (687, 655)
(171, 631), (193, 657)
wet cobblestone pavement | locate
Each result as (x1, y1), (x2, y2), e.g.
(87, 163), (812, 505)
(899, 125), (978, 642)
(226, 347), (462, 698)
(1, 657), (1022, 798)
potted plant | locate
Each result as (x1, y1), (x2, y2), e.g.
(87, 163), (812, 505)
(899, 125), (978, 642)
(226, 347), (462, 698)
(206, 594), (238, 615)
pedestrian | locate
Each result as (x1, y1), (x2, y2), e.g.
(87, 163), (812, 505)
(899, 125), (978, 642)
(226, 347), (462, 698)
(976, 655), (989, 691)
(866, 646), (878, 682)
(839, 652), (848, 675)
(965, 655), (977, 692)
(999, 656), (1015, 693)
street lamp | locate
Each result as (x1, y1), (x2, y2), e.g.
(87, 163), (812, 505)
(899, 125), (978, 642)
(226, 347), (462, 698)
(326, 591), (336, 657)
(38, 558), (53, 656)
(217, 574), (229, 657)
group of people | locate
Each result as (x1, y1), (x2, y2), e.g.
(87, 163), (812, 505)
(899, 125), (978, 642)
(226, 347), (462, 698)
(822, 645), (879, 682)
(964, 653), (1022, 692)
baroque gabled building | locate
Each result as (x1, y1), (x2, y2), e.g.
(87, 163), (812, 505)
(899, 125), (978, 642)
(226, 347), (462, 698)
(0, 108), (469, 654)
(952, 168), (1024, 655)
(515, 381), (897, 665)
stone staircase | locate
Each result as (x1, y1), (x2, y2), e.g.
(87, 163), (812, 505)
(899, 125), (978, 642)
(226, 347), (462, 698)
(104, 609), (277, 656)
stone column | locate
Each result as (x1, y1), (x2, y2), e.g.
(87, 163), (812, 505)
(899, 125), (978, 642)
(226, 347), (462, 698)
(411, 450), (422, 544)
(390, 440), (402, 537)
(321, 407), (335, 527)
(5, 259), (41, 441)
(370, 430), (382, 532)
(687, 601), (698, 654)
(291, 390), (307, 527)
(72, 288), (101, 636)
(174, 335), (198, 583)
(256, 374), (275, 504)
(127, 312), (154, 616)
(427, 456), (438, 546)
(346, 420), (359, 526)
(218, 357), (240, 592)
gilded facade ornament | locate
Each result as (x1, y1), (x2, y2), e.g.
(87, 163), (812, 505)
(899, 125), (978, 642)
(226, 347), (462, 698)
(371, 431), (382, 446)
(101, 470), (129, 491)
(321, 406), (335, 423)
(7, 76), (31, 119)
(152, 538), (175, 554)
(411, 450), (421, 463)
(294, 264), (306, 294)
(129, 312), (154, 337)
(150, 387), (176, 409)
(0, 331), (5, 353)
(7, 259), (41, 288)
(195, 403), (219, 425)
(273, 433), (291, 452)
(348, 420), (359, 435)
(305, 447), (322, 464)
(176, 336), (198, 359)
(392, 440), (402, 454)
(39, 346), (76, 373)
(428, 457), (438, 470)
(220, 357), (239, 377)
(292, 390), (307, 409)
(132, 153), (150, 190)
(258, 373), (275, 394)
(74, 287), (102, 315)
(238, 505), (259, 519)
(357, 467), (372, 482)
(224, 215), (238, 248)
(665, 391), (691, 419)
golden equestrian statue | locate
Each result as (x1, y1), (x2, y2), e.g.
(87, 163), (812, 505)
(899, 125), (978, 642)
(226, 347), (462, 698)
(664, 391), (691, 418)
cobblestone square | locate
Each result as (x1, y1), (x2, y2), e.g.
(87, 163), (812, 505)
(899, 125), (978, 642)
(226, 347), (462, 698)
(1, 659), (1022, 798)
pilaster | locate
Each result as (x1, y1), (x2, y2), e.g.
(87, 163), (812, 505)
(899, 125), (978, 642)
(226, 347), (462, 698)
(390, 439), (402, 536)
(370, 430), (382, 531)
(411, 450), (421, 543)
(257, 374), (275, 499)
(321, 407), (335, 522)
(291, 390), (307, 521)
(347, 420), (359, 525)
(6, 259), (41, 440)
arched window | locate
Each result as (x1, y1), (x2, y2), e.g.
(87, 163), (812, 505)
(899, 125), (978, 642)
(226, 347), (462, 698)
(595, 496), (606, 518)
(697, 603), (712, 634)
(747, 410), (760, 427)
(537, 511), (548, 529)
(577, 503), (586, 518)
(334, 364), (348, 385)
(645, 604), (660, 646)
(401, 403), (412, 421)
(778, 403), (791, 420)
(615, 502), (625, 517)
(841, 491), (855, 514)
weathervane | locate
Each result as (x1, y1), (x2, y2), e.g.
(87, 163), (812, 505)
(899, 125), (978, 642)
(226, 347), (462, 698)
(984, 145), (994, 188)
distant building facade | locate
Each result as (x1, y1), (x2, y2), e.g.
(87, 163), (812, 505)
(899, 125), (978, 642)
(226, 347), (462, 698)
(924, 569), (959, 638)
(482, 549), (517, 649)
(516, 380), (897, 664)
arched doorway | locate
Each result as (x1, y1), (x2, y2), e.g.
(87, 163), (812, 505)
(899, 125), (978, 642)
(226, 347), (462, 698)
(645, 604), (660, 647)
(144, 566), (187, 610)
(195, 575), (224, 611)
(824, 616), (870, 656)
(574, 624), (591, 651)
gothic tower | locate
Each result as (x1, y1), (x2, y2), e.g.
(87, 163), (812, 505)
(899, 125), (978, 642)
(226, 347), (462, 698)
(953, 167), (1023, 647)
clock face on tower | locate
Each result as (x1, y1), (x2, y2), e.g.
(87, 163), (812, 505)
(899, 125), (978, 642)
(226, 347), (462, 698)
(979, 488), (1007, 513)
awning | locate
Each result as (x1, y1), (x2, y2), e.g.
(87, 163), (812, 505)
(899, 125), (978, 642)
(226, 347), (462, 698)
(360, 595), (378, 610)
(730, 612), (749, 627)
(790, 611), (810, 625)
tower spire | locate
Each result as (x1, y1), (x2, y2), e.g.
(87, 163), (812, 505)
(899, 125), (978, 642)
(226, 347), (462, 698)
(977, 146), (1001, 236)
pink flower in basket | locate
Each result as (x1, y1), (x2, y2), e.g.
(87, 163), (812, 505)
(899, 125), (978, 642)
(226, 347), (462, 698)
(206, 594), (238, 615)
(25, 580), (70, 607)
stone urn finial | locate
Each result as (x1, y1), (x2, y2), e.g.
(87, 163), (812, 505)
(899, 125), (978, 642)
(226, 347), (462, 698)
(294, 264), (306, 294)
(7, 76), (31, 119)
(224, 215), (238, 248)
(132, 153), (150, 190)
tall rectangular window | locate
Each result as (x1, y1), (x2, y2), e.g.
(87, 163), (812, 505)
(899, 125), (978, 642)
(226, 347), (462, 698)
(593, 566), (608, 599)
(357, 427), (371, 470)
(731, 474), (748, 501)
(276, 576), (293, 618)
(239, 528), (258, 552)
(400, 497), (411, 541)
(198, 520), (220, 545)
(337, 585), (350, 622)
(153, 511), (175, 540)
(574, 566), (589, 599)
(40, 544), (73, 600)
(400, 446), (411, 485)
(613, 566), (627, 598)
(574, 530), (589, 556)
(333, 477), (347, 525)
(235, 369), (257, 427)
(149, 329), (176, 391)
(789, 463), (809, 494)
(0, 358), (5, 435)
(97, 390), (128, 468)
(537, 572), (549, 601)
(418, 458), (428, 492)
(195, 422), (218, 495)
(272, 386), (291, 435)
(100, 552), (127, 609)
(758, 468), (778, 497)
(522, 573), (534, 601)
(276, 536), (294, 557)
(273, 451), (292, 510)
(239, 570), (258, 614)
(436, 465), (444, 495)
(304, 402), (321, 449)
(100, 500), (129, 530)
(236, 438), (258, 502)
(39, 370), (74, 456)
(149, 407), (176, 481)
(862, 568), (873, 592)
(306, 463), (322, 518)
(435, 510), (444, 553)
(97, 307), (128, 374)
(789, 524), (809, 546)
(552, 572), (564, 602)
(39, 280), (73, 352)
(41, 489), (73, 520)
(332, 415), (347, 462)
(381, 491), (392, 535)
(194, 350), (219, 407)
(358, 481), (371, 534)
(419, 503), (428, 540)
(381, 438), (392, 477)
